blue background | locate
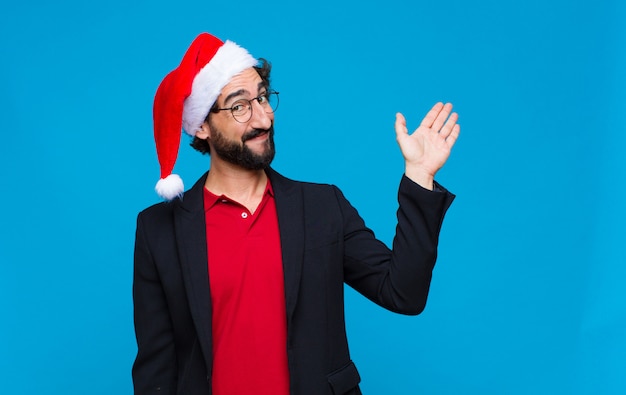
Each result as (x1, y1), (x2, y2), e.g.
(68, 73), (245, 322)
(1, 0), (624, 393)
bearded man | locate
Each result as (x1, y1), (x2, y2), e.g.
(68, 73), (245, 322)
(133, 32), (460, 395)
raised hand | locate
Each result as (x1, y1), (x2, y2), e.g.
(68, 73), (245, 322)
(395, 102), (460, 190)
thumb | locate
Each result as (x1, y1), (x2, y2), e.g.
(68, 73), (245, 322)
(395, 112), (408, 140)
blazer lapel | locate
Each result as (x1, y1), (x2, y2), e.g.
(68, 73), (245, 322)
(267, 168), (305, 322)
(174, 172), (214, 369)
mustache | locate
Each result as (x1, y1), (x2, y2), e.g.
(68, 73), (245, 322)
(242, 125), (274, 143)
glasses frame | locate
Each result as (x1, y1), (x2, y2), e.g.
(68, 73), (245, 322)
(212, 90), (280, 123)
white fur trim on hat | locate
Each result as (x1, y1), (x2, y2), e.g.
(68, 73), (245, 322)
(155, 173), (184, 201)
(182, 40), (257, 136)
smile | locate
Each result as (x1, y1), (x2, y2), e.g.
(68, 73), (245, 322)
(243, 129), (270, 142)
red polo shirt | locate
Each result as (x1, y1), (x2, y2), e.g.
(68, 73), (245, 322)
(203, 181), (289, 395)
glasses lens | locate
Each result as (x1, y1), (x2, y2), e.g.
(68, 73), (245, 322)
(232, 100), (251, 123)
(266, 92), (279, 114)
(231, 92), (279, 123)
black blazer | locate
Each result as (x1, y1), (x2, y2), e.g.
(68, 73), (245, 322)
(133, 168), (454, 394)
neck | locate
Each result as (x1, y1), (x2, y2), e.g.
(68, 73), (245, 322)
(205, 157), (268, 212)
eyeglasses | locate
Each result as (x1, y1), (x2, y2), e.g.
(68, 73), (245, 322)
(212, 91), (279, 123)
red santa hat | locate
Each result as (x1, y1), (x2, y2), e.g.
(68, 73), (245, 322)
(152, 33), (257, 200)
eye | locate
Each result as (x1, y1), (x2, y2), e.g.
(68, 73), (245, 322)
(257, 95), (268, 105)
(231, 101), (248, 114)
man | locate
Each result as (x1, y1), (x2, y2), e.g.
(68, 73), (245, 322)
(133, 32), (459, 395)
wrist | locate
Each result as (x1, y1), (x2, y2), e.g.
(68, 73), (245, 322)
(405, 166), (435, 190)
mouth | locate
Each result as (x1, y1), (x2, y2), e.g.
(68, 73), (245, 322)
(242, 128), (271, 143)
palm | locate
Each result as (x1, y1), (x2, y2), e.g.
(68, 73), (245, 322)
(395, 102), (460, 179)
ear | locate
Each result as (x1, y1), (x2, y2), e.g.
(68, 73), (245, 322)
(196, 121), (211, 140)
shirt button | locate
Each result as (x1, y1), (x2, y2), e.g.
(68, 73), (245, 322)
(241, 212), (248, 219)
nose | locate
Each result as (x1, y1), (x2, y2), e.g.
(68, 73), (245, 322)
(248, 99), (273, 130)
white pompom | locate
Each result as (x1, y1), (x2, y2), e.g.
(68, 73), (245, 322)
(155, 174), (184, 201)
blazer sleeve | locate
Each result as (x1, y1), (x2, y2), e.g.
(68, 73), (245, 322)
(132, 212), (178, 394)
(338, 175), (455, 315)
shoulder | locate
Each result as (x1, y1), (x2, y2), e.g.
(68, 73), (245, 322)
(136, 200), (178, 231)
(138, 200), (176, 217)
(137, 171), (207, 223)
(267, 167), (340, 195)
(267, 168), (353, 215)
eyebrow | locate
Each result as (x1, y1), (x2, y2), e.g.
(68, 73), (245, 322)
(222, 82), (267, 106)
(222, 89), (247, 107)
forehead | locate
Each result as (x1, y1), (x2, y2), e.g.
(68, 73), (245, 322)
(219, 68), (263, 98)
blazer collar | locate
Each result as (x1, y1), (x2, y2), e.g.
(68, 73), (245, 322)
(177, 171), (209, 214)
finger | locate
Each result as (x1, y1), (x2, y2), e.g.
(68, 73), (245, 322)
(439, 112), (459, 139)
(445, 124), (460, 148)
(430, 102), (453, 133)
(395, 112), (408, 138)
(419, 102), (444, 128)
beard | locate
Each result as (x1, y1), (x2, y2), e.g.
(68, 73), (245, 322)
(209, 124), (276, 170)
